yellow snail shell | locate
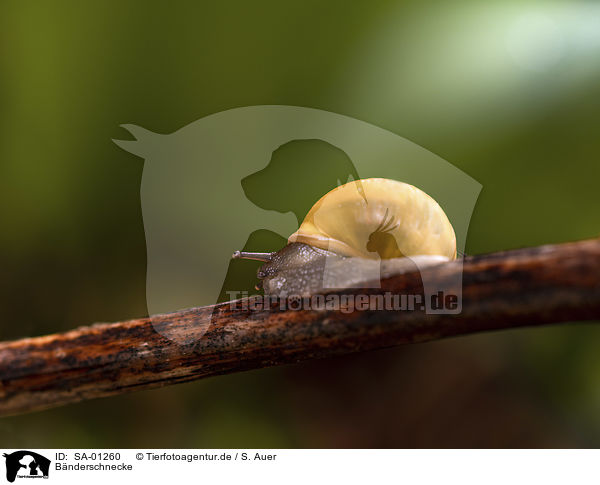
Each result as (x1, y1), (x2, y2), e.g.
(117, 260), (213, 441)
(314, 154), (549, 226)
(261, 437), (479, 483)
(288, 178), (456, 260)
(232, 178), (457, 296)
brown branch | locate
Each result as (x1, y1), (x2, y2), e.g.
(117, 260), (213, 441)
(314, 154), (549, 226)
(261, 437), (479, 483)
(1, 238), (599, 417)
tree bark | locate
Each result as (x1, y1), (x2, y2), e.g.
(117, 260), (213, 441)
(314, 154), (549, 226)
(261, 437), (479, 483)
(1, 238), (599, 416)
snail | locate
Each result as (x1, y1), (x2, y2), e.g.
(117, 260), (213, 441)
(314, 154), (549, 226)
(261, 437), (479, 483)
(232, 178), (456, 297)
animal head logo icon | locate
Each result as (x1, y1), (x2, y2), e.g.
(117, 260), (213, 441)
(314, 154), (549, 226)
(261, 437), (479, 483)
(366, 208), (403, 259)
(3, 451), (50, 483)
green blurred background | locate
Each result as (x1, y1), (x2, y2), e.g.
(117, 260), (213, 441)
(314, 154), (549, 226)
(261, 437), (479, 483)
(1, 0), (599, 447)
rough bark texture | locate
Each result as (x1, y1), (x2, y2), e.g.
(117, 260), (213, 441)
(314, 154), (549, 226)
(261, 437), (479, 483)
(1, 238), (599, 416)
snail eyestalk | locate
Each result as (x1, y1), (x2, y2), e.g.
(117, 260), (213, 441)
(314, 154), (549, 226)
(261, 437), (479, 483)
(232, 251), (274, 262)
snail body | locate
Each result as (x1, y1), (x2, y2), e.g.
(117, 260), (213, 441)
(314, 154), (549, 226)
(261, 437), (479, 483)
(233, 178), (456, 297)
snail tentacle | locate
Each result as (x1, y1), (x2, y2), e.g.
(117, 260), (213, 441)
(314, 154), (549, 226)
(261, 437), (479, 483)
(231, 251), (274, 262)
